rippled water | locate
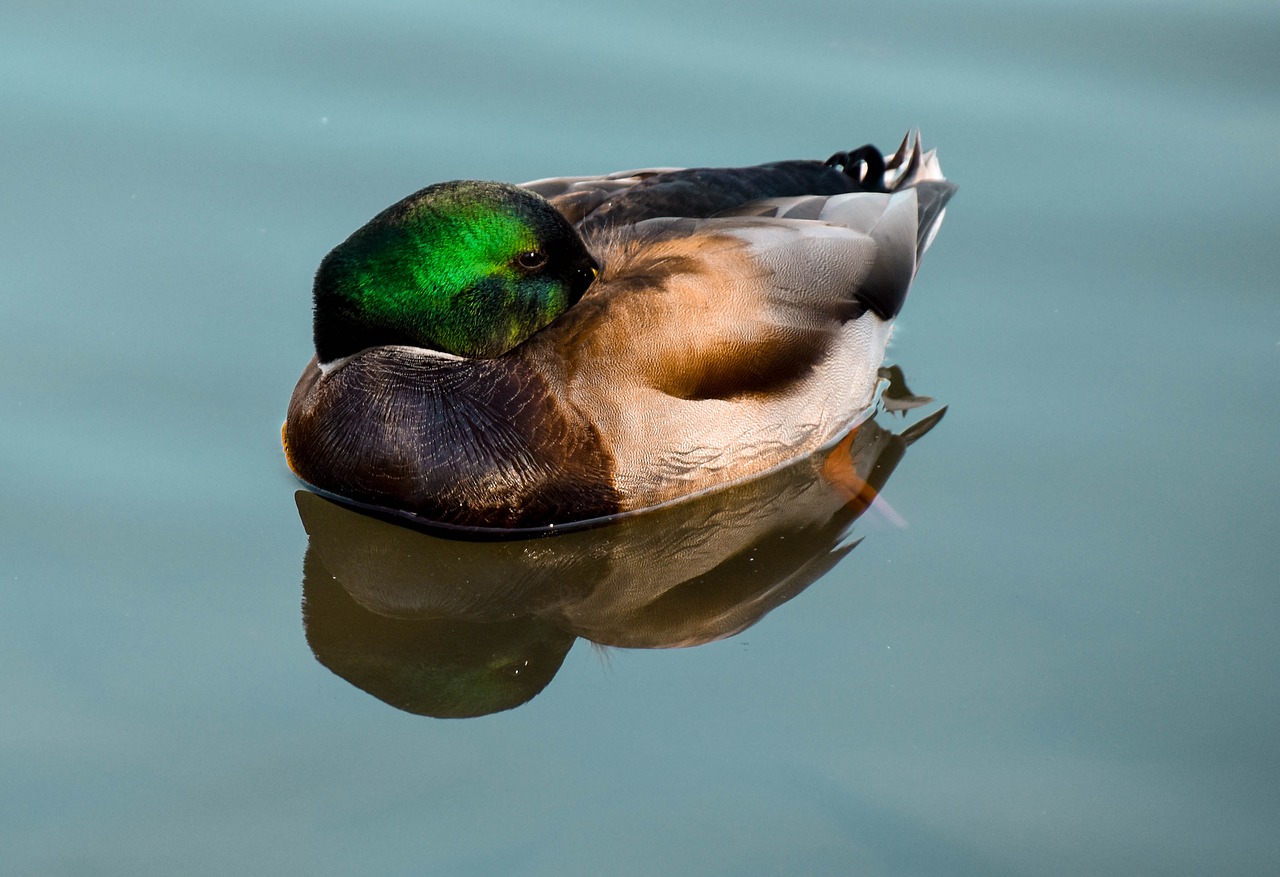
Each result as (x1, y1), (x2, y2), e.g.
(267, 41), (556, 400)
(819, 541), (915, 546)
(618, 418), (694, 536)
(4, 1), (1278, 874)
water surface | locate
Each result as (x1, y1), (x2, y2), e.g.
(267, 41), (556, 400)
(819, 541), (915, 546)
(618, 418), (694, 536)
(4, 1), (1278, 874)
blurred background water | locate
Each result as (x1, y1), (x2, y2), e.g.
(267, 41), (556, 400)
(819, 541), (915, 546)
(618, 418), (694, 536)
(3, 1), (1278, 874)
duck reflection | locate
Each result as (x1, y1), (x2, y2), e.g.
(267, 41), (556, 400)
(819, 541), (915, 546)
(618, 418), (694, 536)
(297, 372), (943, 718)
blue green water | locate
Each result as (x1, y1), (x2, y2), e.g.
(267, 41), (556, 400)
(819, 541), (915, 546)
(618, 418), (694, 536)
(4, 1), (1278, 874)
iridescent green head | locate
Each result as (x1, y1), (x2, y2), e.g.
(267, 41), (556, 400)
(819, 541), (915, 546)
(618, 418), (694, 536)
(312, 181), (598, 363)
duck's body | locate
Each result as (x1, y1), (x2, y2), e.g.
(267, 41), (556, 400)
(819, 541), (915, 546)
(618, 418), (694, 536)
(285, 135), (953, 530)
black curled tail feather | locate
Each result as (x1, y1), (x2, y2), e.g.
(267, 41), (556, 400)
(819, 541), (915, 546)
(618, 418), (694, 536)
(823, 145), (888, 193)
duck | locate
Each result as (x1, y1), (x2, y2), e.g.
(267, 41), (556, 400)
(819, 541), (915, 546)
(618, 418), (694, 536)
(284, 133), (954, 531)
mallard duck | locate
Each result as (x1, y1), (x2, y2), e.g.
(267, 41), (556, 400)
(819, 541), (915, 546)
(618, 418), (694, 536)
(284, 133), (953, 530)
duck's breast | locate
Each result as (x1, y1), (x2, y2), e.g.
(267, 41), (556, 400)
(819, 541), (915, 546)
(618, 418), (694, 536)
(285, 347), (621, 528)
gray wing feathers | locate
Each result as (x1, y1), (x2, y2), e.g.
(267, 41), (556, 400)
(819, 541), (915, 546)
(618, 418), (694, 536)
(709, 188), (925, 319)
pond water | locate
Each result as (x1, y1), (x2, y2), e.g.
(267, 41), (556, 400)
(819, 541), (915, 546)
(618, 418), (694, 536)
(4, 1), (1278, 874)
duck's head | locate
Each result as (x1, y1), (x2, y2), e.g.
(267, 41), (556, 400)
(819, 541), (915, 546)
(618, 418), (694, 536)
(312, 181), (598, 364)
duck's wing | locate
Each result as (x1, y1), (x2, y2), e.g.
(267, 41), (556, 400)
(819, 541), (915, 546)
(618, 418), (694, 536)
(558, 184), (949, 392)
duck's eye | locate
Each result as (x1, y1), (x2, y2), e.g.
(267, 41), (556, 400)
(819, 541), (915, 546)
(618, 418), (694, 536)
(516, 251), (547, 270)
